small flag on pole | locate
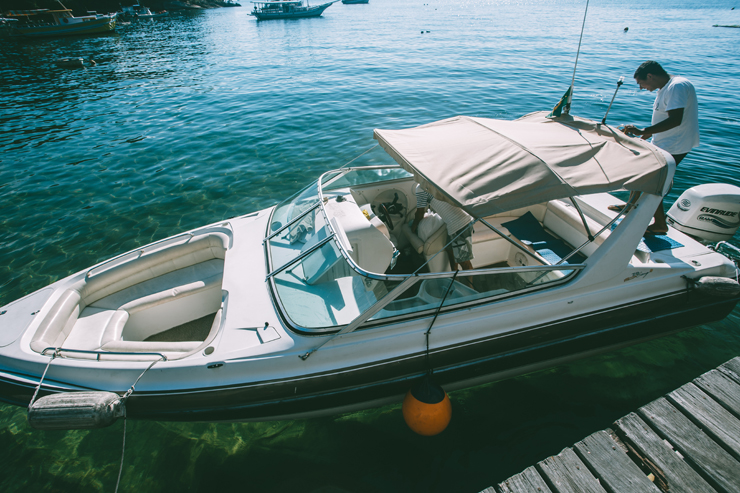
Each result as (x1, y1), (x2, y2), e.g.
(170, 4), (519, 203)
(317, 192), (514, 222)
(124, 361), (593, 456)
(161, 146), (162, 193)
(547, 86), (572, 118)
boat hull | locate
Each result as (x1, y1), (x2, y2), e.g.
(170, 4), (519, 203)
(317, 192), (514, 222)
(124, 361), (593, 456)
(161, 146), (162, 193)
(11, 16), (116, 37)
(3, 289), (736, 422)
(251, 3), (332, 20)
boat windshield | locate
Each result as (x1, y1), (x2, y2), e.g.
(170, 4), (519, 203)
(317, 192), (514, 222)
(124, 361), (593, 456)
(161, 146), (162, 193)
(266, 165), (582, 332)
(267, 167), (411, 271)
(270, 237), (580, 330)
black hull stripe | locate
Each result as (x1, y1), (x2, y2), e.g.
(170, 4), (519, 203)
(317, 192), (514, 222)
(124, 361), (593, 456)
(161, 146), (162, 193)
(2, 292), (738, 421)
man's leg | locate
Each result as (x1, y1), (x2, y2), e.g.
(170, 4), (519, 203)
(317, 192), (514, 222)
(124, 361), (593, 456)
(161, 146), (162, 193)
(445, 246), (457, 271)
(646, 153), (687, 235)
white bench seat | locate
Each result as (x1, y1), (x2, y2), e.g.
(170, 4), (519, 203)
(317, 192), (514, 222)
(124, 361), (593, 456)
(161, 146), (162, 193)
(30, 232), (229, 359)
(90, 259), (223, 313)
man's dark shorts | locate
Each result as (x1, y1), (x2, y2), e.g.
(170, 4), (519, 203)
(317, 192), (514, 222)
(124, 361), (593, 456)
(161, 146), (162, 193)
(449, 224), (474, 263)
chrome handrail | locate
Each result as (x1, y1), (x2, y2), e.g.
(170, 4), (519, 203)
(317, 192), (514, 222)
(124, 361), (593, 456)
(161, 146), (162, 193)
(42, 347), (168, 361)
(85, 232), (195, 279)
(85, 222), (233, 279)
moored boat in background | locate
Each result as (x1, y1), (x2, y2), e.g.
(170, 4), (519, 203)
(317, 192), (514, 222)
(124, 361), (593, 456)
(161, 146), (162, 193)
(250, 0), (337, 20)
(4, 8), (116, 37)
(120, 3), (169, 19)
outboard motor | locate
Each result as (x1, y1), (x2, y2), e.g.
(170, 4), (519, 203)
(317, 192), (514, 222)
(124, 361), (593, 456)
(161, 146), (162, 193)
(667, 184), (740, 242)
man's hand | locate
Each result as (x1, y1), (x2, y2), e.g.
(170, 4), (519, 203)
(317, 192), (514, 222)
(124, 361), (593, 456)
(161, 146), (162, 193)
(621, 108), (682, 141)
(621, 125), (652, 140)
(411, 208), (426, 234)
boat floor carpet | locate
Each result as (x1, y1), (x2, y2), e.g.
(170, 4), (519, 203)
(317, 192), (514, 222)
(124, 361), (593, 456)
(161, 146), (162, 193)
(471, 262), (528, 292)
(145, 312), (217, 342)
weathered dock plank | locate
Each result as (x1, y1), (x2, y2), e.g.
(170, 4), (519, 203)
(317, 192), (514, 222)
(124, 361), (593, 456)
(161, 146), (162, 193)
(694, 369), (740, 419)
(490, 358), (740, 493)
(497, 466), (552, 493)
(573, 429), (661, 492)
(638, 397), (740, 493)
(720, 356), (740, 382)
(667, 382), (740, 461)
(614, 412), (717, 493)
(536, 447), (606, 493)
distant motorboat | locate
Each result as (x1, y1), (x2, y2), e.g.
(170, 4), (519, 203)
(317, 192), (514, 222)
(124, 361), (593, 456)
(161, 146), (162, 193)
(4, 8), (116, 37)
(250, 0), (337, 20)
(120, 3), (169, 19)
(342, 0), (368, 4)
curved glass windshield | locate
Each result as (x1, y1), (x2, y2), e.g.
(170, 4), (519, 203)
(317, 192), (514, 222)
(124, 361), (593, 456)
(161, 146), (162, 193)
(266, 165), (583, 332)
(272, 240), (405, 329)
(323, 167), (412, 191)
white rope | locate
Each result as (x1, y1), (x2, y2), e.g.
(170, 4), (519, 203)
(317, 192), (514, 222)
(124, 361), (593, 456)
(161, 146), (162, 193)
(114, 358), (161, 493)
(114, 416), (127, 493)
(27, 349), (58, 411)
(122, 360), (159, 401)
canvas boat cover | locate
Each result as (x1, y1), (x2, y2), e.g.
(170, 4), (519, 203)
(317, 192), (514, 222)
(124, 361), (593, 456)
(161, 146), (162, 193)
(374, 111), (669, 217)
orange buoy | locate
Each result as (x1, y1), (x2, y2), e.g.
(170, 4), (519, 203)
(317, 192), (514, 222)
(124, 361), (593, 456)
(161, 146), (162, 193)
(402, 374), (452, 436)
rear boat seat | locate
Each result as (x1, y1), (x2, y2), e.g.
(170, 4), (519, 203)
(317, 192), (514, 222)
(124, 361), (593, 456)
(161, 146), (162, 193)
(542, 200), (609, 258)
(30, 233), (228, 356)
(401, 205), (548, 271)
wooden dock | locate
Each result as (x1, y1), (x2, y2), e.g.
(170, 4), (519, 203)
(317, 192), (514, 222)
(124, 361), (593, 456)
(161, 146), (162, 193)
(481, 357), (740, 493)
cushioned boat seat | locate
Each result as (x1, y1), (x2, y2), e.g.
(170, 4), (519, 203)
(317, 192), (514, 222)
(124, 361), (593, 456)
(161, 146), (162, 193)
(30, 232), (228, 357)
(502, 212), (585, 264)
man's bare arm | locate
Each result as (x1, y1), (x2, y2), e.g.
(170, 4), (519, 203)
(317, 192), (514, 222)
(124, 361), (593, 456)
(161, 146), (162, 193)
(411, 208), (425, 233)
(622, 107), (684, 139)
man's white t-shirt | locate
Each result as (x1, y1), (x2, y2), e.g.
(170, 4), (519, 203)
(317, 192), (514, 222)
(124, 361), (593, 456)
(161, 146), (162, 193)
(651, 76), (700, 155)
(415, 184), (472, 236)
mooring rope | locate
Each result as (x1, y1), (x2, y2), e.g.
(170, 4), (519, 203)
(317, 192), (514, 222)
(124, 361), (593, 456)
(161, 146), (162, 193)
(114, 416), (127, 493)
(27, 349), (59, 412)
(424, 270), (459, 375)
(114, 358), (162, 493)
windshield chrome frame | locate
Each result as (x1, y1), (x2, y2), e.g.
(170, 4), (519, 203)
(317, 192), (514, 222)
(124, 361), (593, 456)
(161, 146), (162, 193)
(264, 201), (321, 243)
(265, 164), (590, 334)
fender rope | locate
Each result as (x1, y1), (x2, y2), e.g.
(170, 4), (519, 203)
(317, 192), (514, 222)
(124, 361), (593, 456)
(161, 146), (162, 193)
(27, 349), (59, 412)
(424, 270), (459, 375)
(114, 358), (162, 493)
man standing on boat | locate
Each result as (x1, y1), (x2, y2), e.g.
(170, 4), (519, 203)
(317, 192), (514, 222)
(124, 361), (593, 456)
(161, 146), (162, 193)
(620, 60), (700, 234)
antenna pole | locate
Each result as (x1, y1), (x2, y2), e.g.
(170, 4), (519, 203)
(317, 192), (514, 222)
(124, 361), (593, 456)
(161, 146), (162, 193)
(602, 76), (625, 125)
(565, 0), (590, 114)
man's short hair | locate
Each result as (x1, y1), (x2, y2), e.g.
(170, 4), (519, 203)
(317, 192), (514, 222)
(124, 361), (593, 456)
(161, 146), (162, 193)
(634, 60), (669, 80)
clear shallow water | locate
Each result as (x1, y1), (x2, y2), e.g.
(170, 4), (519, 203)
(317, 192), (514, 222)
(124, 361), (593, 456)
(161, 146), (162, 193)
(1, 0), (740, 491)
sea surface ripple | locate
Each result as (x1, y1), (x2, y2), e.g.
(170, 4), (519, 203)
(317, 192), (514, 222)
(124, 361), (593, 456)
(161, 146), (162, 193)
(1, 0), (739, 491)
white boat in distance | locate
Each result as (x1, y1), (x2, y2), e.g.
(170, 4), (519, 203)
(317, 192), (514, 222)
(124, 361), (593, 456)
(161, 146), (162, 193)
(250, 0), (336, 20)
(120, 3), (168, 19)
(1, 110), (739, 425)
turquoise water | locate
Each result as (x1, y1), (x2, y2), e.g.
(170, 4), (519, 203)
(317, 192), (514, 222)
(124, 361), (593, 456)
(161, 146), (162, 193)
(1, 0), (740, 490)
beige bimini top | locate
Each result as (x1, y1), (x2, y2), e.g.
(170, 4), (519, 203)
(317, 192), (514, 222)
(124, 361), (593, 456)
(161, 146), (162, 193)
(374, 111), (669, 218)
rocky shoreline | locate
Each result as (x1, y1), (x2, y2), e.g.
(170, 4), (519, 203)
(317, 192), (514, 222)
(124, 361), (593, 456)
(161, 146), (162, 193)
(3, 0), (241, 16)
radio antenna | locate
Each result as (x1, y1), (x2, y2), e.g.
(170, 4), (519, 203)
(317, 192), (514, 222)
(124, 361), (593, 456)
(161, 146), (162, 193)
(602, 76), (625, 125)
(563, 0), (590, 115)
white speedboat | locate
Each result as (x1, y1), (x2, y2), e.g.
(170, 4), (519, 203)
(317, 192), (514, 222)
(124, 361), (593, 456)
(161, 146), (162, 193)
(1, 111), (739, 427)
